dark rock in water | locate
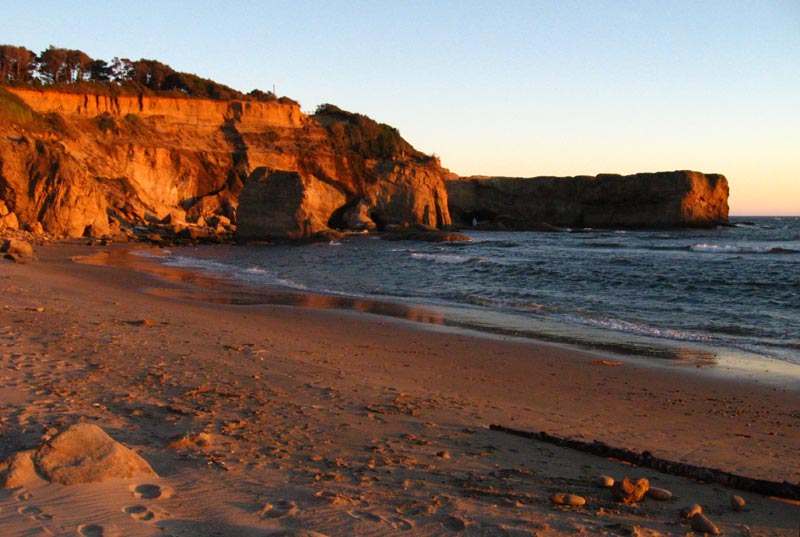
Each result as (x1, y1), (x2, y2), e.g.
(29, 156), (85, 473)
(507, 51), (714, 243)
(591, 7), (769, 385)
(381, 230), (471, 243)
(447, 171), (729, 229)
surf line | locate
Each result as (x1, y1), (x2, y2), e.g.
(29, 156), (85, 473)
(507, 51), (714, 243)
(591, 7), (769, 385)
(489, 424), (800, 500)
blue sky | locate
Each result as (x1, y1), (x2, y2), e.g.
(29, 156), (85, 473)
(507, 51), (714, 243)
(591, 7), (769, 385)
(5, 1), (799, 214)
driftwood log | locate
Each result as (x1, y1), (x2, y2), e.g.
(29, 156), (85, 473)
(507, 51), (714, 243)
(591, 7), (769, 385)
(489, 424), (800, 500)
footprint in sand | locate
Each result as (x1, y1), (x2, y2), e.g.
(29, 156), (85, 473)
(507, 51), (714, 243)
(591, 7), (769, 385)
(389, 516), (413, 530)
(478, 525), (511, 537)
(131, 483), (173, 500)
(347, 510), (385, 524)
(77, 524), (105, 536)
(260, 499), (298, 519)
(124, 505), (155, 521)
(442, 515), (467, 532)
(18, 504), (53, 521)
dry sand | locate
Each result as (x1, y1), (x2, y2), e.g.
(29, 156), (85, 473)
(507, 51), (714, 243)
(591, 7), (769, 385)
(1, 241), (798, 536)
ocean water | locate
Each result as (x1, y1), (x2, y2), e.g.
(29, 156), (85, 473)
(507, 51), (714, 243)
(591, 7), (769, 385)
(144, 217), (800, 368)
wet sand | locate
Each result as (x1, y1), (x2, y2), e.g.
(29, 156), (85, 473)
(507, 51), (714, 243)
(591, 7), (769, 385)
(1, 241), (798, 536)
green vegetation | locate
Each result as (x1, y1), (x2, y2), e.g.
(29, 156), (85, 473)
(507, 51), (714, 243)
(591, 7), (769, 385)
(0, 85), (36, 125)
(95, 112), (116, 134)
(313, 103), (421, 160)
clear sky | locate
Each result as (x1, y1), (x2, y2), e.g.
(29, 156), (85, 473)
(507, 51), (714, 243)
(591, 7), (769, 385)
(5, 1), (799, 215)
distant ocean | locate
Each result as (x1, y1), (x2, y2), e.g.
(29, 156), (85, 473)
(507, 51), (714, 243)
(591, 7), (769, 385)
(137, 217), (800, 370)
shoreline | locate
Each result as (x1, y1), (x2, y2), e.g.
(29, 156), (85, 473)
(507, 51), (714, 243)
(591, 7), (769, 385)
(81, 242), (800, 388)
(2, 241), (799, 535)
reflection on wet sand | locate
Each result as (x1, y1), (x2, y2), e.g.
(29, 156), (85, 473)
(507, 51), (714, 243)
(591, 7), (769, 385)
(78, 248), (446, 325)
(76, 247), (719, 364)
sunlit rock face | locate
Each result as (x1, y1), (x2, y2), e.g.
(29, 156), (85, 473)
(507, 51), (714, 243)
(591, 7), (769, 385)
(447, 171), (729, 229)
(0, 89), (453, 238)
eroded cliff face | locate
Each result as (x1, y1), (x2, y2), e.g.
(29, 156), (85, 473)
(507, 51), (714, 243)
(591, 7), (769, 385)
(0, 87), (452, 238)
(447, 171), (729, 230)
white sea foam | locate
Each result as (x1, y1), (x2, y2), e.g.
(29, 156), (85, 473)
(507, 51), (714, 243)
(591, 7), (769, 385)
(690, 243), (798, 254)
(411, 253), (476, 264)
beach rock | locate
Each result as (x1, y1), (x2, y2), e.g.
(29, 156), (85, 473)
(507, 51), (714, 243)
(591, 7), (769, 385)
(551, 493), (586, 507)
(690, 512), (721, 535)
(680, 503), (703, 519)
(236, 168), (347, 241)
(646, 487), (673, 501)
(447, 171), (729, 229)
(167, 432), (214, 450)
(34, 423), (155, 485)
(342, 199), (377, 231)
(0, 211), (19, 231)
(597, 475), (615, 488)
(27, 221), (45, 234)
(1, 238), (35, 261)
(611, 477), (650, 503)
(0, 450), (39, 488)
(730, 494), (746, 511)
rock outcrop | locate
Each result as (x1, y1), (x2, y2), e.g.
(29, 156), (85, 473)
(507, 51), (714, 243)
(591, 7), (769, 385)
(447, 171), (729, 229)
(237, 169), (347, 240)
(0, 423), (155, 487)
(0, 88), (453, 239)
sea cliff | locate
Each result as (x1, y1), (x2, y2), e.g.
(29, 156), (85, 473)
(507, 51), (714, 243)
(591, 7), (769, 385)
(1, 86), (729, 240)
(0, 88), (451, 239)
(447, 171), (729, 230)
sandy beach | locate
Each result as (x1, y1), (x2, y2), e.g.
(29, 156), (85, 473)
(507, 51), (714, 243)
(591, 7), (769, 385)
(1, 240), (799, 536)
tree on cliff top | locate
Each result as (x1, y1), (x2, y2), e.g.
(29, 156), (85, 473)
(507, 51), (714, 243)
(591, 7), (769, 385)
(0, 45), (36, 83)
(0, 43), (277, 103)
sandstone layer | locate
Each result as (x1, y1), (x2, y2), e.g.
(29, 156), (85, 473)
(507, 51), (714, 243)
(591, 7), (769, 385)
(0, 87), (452, 239)
(447, 171), (729, 229)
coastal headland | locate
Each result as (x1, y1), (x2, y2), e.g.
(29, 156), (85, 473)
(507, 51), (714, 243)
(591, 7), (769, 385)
(1, 85), (728, 243)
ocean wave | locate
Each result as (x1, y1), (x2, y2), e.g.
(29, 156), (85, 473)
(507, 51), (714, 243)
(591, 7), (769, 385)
(584, 242), (628, 249)
(130, 248), (172, 258)
(690, 243), (799, 255)
(410, 253), (482, 264)
(576, 314), (712, 343)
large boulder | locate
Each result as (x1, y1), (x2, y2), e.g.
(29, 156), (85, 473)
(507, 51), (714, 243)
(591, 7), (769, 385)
(33, 423), (155, 485)
(236, 168), (347, 240)
(2, 238), (35, 262)
(370, 159), (452, 229)
(447, 171), (729, 229)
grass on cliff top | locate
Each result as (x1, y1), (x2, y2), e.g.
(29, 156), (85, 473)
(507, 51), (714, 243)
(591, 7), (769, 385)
(0, 86), (38, 126)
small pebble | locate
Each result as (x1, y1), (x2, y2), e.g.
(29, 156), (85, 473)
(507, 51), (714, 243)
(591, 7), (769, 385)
(551, 493), (586, 507)
(435, 451), (451, 459)
(730, 494), (746, 511)
(690, 513), (720, 535)
(646, 487), (672, 501)
(597, 475), (614, 488)
(681, 504), (702, 519)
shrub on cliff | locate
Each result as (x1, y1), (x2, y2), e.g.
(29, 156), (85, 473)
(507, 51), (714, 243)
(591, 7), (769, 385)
(0, 86), (36, 125)
(313, 103), (422, 161)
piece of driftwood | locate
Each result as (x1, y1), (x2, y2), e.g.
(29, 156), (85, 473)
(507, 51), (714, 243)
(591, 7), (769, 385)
(489, 424), (800, 500)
